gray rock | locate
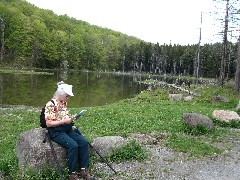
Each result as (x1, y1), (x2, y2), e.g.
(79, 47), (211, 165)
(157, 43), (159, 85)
(212, 95), (229, 103)
(16, 128), (129, 172)
(183, 96), (193, 101)
(169, 94), (183, 101)
(236, 103), (240, 111)
(92, 136), (128, 158)
(16, 128), (66, 171)
(212, 110), (240, 123)
(183, 113), (214, 130)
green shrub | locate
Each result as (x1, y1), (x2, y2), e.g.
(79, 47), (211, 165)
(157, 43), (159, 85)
(109, 140), (148, 162)
(0, 154), (17, 177)
(213, 119), (240, 129)
(183, 124), (212, 136)
(14, 166), (68, 180)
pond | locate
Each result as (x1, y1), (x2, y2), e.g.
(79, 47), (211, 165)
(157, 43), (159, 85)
(0, 70), (149, 108)
(0, 69), (212, 108)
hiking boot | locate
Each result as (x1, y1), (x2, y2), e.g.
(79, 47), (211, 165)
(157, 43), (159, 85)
(79, 168), (95, 180)
(69, 172), (80, 180)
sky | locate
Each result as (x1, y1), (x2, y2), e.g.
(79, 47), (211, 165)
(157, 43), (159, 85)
(25, 0), (228, 45)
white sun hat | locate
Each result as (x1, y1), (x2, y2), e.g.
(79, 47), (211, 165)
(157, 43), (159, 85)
(58, 83), (74, 96)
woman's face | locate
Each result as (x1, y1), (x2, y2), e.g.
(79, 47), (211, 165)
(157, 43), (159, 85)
(60, 93), (70, 102)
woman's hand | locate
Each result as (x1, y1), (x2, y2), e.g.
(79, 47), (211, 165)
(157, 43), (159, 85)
(63, 116), (72, 124)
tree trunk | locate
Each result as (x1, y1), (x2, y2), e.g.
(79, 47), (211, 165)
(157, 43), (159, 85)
(0, 75), (2, 107)
(0, 17), (5, 64)
(30, 39), (39, 67)
(234, 36), (240, 94)
(194, 12), (202, 78)
(122, 54), (125, 72)
(220, 0), (229, 86)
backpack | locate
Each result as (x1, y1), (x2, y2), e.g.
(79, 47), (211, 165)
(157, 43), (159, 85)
(40, 100), (55, 128)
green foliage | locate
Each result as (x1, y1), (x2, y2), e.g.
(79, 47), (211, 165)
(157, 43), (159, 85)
(213, 119), (240, 129)
(194, 85), (239, 109)
(13, 166), (68, 180)
(0, 0), (239, 78)
(109, 140), (148, 162)
(0, 0), (142, 70)
(0, 153), (17, 176)
(183, 124), (212, 136)
(229, 120), (240, 128)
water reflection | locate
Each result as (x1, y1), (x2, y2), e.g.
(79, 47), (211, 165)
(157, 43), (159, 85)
(0, 70), (148, 108)
(0, 70), (215, 108)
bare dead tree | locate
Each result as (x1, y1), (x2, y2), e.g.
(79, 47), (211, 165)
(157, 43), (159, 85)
(219, 0), (229, 86)
(234, 36), (240, 93)
(194, 12), (202, 78)
(213, 0), (239, 86)
(0, 75), (2, 108)
(0, 17), (5, 64)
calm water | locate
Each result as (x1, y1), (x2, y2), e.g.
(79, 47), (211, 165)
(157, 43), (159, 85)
(0, 69), (210, 108)
(0, 70), (148, 108)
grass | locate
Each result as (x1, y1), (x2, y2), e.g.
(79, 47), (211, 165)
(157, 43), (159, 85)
(1, 84), (240, 179)
(109, 140), (148, 162)
(165, 134), (223, 157)
(0, 68), (53, 75)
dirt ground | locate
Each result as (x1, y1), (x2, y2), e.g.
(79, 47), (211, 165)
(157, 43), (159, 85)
(93, 130), (240, 180)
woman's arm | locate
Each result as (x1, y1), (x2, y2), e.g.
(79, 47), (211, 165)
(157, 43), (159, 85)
(45, 101), (72, 127)
(46, 116), (72, 127)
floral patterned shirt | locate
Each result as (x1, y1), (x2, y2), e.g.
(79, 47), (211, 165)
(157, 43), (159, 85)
(45, 99), (70, 122)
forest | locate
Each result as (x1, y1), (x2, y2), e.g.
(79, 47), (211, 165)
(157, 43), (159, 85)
(0, 0), (239, 80)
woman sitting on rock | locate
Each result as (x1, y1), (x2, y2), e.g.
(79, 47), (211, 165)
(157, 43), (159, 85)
(44, 81), (95, 180)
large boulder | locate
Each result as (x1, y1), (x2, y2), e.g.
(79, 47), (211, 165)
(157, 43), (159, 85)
(212, 110), (240, 123)
(183, 113), (214, 130)
(91, 136), (128, 158)
(16, 129), (129, 172)
(16, 128), (66, 171)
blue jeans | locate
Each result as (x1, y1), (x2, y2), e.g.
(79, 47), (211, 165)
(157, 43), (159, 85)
(48, 124), (89, 173)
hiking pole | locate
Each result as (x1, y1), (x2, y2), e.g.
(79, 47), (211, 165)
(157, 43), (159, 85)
(72, 127), (117, 174)
(88, 142), (117, 174)
(72, 110), (117, 174)
(45, 132), (65, 180)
